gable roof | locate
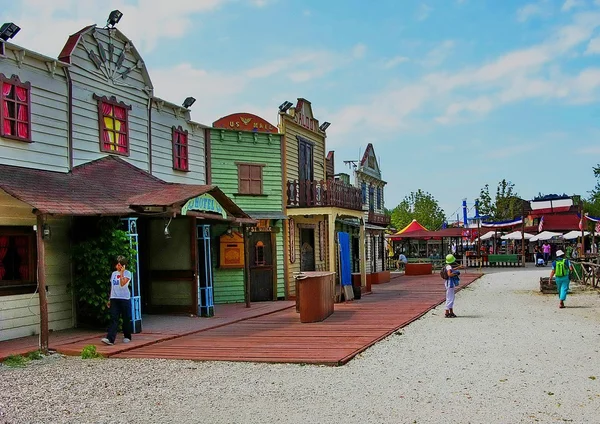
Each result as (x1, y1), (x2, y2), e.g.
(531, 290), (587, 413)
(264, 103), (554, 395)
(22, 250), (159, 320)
(0, 156), (251, 220)
(58, 25), (153, 92)
(394, 219), (428, 235)
(358, 143), (381, 177)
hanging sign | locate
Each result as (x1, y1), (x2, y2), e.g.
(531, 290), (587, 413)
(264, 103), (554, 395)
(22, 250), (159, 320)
(181, 194), (227, 218)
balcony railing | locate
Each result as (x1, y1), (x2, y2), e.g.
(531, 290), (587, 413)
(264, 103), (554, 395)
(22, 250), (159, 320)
(368, 211), (391, 226)
(286, 179), (363, 211)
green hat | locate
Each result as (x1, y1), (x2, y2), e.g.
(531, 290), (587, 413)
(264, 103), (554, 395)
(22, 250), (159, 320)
(445, 254), (456, 264)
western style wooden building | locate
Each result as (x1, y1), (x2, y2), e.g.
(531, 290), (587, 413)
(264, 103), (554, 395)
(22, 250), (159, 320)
(279, 99), (366, 297)
(210, 113), (286, 303)
(0, 20), (260, 342)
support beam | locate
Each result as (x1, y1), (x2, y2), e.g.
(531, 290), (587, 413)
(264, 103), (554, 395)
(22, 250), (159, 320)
(359, 218), (366, 288)
(36, 214), (49, 354)
(328, 213), (336, 274)
(243, 224), (251, 308)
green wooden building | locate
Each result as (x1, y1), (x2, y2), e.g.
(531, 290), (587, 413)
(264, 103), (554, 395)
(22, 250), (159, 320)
(210, 113), (286, 304)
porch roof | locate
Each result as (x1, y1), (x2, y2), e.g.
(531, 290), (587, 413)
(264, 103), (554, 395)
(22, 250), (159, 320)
(0, 156), (252, 221)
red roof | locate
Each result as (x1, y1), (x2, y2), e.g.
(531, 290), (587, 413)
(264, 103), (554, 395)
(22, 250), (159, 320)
(0, 156), (250, 220)
(394, 219), (428, 235)
(58, 25), (95, 64)
(390, 227), (464, 240)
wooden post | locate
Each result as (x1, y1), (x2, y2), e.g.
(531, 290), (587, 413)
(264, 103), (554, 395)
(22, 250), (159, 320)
(243, 224), (251, 308)
(521, 205), (526, 267)
(580, 200), (585, 258)
(36, 214), (49, 354)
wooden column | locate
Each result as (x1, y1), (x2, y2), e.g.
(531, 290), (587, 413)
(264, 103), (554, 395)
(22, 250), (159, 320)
(327, 213), (336, 273)
(521, 205), (526, 266)
(580, 200), (585, 258)
(359, 218), (366, 288)
(243, 224), (251, 308)
(36, 214), (49, 354)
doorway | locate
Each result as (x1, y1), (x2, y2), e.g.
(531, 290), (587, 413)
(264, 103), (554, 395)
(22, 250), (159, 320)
(249, 232), (274, 302)
(300, 228), (315, 272)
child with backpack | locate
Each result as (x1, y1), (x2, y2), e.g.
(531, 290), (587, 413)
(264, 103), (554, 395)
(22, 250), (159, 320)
(442, 254), (462, 318)
(550, 249), (574, 309)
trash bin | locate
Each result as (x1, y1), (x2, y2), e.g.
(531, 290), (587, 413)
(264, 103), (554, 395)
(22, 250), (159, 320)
(295, 271), (335, 323)
(352, 279), (362, 300)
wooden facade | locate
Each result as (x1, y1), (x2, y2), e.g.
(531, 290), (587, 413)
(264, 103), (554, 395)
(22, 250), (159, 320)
(354, 144), (388, 277)
(209, 117), (285, 304)
(280, 99), (366, 296)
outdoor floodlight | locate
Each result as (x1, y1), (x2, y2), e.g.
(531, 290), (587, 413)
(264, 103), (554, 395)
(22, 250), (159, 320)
(279, 101), (293, 113)
(107, 10), (123, 28)
(319, 122), (331, 131)
(0, 23), (20, 41)
(182, 97), (196, 108)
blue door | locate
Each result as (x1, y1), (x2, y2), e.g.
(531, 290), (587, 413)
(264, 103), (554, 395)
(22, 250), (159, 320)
(197, 224), (214, 317)
(122, 218), (142, 333)
(338, 231), (352, 287)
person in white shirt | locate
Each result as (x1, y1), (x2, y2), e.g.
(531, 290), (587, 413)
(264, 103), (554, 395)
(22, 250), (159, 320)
(396, 253), (408, 271)
(101, 255), (133, 346)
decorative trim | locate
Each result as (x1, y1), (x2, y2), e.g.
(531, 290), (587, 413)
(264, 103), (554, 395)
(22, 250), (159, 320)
(319, 221), (325, 261)
(289, 218), (296, 264)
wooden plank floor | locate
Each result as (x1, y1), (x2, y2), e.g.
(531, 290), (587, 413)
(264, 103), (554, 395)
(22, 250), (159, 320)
(114, 273), (482, 365)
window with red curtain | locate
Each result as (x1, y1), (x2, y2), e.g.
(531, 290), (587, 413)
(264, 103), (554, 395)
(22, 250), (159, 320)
(172, 126), (189, 171)
(93, 94), (131, 155)
(0, 227), (36, 296)
(237, 163), (264, 195)
(0, 74), (31, 142)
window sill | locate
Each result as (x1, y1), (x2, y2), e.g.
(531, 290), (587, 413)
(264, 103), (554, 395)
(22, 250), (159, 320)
(100, 149), (130, 157)
(0, 133), (32, 143)
(234, 193), (268, 197)
(0, 283), (37, 297)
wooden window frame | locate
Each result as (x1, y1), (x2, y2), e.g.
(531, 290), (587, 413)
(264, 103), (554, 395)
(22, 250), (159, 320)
(236, 162), (265, 196)
(0, 227), (37, 296)
(93, 94), (132, 156)
(172, 126), (189, 172)
(0, 74), (32, 143)
(297, 136), (314, 182)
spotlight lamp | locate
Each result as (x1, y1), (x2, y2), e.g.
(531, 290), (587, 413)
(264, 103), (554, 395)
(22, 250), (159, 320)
(278, 101), (293, 113)
(319, 121), (331, 132)
(107, 10), (123, 28)
(182, 97), (196, 108)
(0, 23), (21, 41)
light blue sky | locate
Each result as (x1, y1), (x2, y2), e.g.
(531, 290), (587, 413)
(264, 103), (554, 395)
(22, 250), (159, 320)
(3, 0), (600, 220)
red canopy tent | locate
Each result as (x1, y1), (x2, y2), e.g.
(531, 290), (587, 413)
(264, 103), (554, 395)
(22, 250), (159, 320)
(394, 219), (428, 235)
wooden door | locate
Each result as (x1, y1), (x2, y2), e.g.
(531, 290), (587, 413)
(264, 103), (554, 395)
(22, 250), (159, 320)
(249, 232), (274, 302)
(300, 228), (315, 272)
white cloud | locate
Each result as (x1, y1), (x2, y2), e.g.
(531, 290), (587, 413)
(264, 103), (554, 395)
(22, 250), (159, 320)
(421, 40), (455, 67)
(383, 56), (410, 69)
(4, 0), (270, 56)
(416, 3), (433, 21)
(352, 44), (367, 59)
(585, 37), (600, 54)
(562, 0), (583, 12)
(516, 3), (548, 22)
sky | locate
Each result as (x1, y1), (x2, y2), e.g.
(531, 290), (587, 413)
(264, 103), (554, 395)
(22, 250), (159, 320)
(3, 0), (600, 221)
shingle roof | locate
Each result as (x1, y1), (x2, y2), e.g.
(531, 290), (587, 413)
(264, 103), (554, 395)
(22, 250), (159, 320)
(0, 156), (250, 219)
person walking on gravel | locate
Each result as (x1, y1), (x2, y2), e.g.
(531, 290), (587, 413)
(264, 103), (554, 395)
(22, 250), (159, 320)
(550, 249), (574, 309)
(444, 254), (462, 318)
(101, 255), (133, 345)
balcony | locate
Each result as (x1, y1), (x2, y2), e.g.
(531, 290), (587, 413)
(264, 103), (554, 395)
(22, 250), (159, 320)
(368, 211), (391, 226)
(286, 179), (362, 211)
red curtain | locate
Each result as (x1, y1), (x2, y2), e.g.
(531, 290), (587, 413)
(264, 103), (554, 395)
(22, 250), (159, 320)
(15, 236), (29, 281)
(2, 83), (13, 136)
(113, 106), (127, 153)
(15, 87), (28, 139)
(0, 236), (9, 280)
(180, 133), (188, 170)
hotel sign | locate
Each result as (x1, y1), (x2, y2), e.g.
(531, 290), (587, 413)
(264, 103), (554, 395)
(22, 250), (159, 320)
(181, 194), (227, 219)
(213, 113), (278, 134)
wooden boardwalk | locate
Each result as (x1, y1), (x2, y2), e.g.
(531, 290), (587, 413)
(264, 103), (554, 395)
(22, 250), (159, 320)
(114, 273), (482, 365)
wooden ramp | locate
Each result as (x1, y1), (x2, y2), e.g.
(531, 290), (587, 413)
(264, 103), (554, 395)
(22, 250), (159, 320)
(114, 273), (482, 365)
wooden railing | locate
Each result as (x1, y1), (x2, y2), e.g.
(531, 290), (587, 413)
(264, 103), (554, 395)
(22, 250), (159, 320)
(368, 211), (391, 226)
(286, 179), (362, 211)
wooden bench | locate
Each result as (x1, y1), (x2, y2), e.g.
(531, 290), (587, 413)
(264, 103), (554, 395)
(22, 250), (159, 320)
(487, 254), (521, 267)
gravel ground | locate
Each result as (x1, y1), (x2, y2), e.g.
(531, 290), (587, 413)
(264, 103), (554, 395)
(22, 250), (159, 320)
(2, 268), (600, 424)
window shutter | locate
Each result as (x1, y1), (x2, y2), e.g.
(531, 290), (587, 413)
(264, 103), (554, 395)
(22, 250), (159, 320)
(361, 182), (366, 203)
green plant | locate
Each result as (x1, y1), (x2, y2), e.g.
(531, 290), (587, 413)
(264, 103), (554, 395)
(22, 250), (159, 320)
(81, 345), (103, 359)
(2, 354), (30, 367)
(71, 218), (137, 327)
(26, 350), (43, 360)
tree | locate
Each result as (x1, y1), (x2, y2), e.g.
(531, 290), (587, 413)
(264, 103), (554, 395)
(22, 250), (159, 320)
(585, 164), (600, 222)
(476, 179), (522, 221)
(390, 189), (445, 231)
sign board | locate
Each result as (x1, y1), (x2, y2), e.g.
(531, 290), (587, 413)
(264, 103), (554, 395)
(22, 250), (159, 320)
(213, 113), (278, 134)
(181, 194), (227, 218)
(293, 99), (319, 133)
